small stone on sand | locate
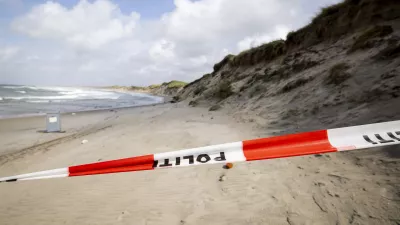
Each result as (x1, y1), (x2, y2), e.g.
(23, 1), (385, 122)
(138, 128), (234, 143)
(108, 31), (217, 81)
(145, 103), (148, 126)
(223, 163), (234, 169)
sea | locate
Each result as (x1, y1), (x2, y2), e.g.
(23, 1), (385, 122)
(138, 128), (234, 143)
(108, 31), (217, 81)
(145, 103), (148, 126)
(0, 85), (164, 118)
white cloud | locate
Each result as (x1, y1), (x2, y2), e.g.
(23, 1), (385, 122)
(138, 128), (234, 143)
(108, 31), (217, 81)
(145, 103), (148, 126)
(12, 0), (140, 49)
(162, 0), (299, 57)
(237, 25), (290, 51)
(149, 39), (176, 61)
(237, 34), (272, 52)
(0, 46), (19, 61)
(1, 0), (342, 86)
(189, 55), (207, 67)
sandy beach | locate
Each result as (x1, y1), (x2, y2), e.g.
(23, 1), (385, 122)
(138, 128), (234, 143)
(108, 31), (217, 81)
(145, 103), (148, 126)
(0, 103), (399, 225)
(1, 0), (399, 224)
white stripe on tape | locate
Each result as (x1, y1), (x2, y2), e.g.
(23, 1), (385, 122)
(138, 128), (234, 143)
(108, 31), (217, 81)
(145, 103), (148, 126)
(154, 142), (245, 168)
(0, 168), (68, 182)
(18, 174), (68, 181)
(327, 120), (400, 151)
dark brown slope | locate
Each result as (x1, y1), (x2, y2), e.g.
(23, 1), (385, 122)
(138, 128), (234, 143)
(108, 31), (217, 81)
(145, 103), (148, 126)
(176, 0), (400, 133)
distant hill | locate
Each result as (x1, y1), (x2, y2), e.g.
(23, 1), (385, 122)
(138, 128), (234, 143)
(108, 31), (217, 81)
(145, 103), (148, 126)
(108, 80), (187, 97)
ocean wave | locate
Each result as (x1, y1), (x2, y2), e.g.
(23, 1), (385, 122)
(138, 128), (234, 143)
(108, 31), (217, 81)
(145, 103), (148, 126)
(2, 85), (82, 92)
(26, 99), (70, 103)
(0, 86), (163, 104)
(5, 95), (87, 100)
(2, 85), (39, 90)
(4, 94), (121, 101)
(25, 100), (50, 103)
(1, 86), (122, 101)
(57, 89), (120, 100)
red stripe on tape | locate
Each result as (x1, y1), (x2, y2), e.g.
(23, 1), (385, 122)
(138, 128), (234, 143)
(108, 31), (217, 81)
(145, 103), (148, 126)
(242, 130), (337, 161)
(69, 164), (154, 177)
(69, 155), (154, 176)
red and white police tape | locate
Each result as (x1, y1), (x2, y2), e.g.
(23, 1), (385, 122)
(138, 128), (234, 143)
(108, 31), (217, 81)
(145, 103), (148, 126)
(1, 120), (399, 182)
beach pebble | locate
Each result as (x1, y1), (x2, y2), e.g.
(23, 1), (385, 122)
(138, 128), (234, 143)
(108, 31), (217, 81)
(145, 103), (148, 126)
(223, 163), (234, 169)
(81, 140), (89, 144)
(72, 113), (76, 115)
(219, 175), (226, 182)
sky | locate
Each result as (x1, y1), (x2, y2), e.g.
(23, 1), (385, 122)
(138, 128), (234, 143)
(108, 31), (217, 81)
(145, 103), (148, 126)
(0, 0), (341, 86)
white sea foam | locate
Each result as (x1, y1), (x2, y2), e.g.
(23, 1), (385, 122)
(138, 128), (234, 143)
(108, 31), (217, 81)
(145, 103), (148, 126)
(2, 85), (38, 90)
(6, 95), (79, 100)
(26, 100), (50, 103)
(26, 86), (39, 90)
(2, 86), (21, 89)
(3, 86), (122, 101)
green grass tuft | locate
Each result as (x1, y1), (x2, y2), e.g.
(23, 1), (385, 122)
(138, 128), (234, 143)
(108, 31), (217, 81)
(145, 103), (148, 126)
(209, 105), (222, 111)
(326, 63), (351, 85)
(214, 82), (233, 100)
(373, 42), (400, 60)
(349, 25), (393, 53)
(232, 39), (286, 66)
(167, 80), (187, 88)
(213, 54), (235, 72)
(278, 77), (313, 94)
(194, 86), (207, 96)
(312, 2), (346, 24)
(148, 84), (161, 89)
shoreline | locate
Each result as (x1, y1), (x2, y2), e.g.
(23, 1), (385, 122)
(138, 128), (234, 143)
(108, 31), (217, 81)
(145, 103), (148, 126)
(0, 93), (171, 121)
(0, 101), (171, 161)
(0, 85), (168, 120)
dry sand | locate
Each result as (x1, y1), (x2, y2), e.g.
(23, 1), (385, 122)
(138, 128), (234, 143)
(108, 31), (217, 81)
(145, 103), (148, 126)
(0, 103), (399, 225)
